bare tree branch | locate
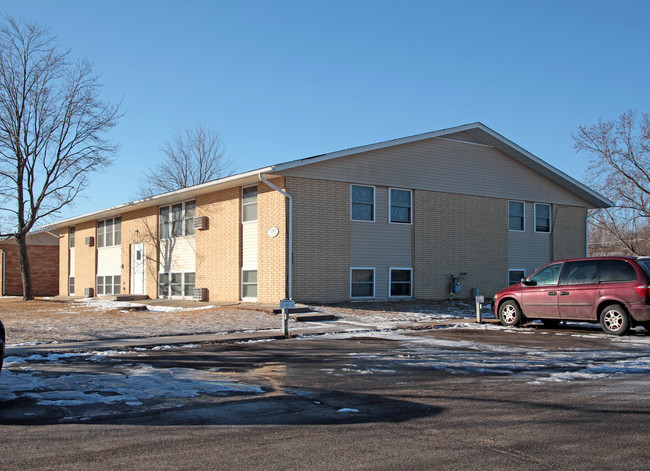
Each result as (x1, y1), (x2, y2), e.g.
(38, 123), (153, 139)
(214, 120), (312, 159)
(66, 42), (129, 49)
(137, 125), (236, 198)
(0, 17), (121, 299)
(574, 110), (650, 256)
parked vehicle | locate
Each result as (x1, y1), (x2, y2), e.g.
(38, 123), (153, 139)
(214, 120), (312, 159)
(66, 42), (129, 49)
(0, 320), (4, 373)
(492, 256), (650, 335)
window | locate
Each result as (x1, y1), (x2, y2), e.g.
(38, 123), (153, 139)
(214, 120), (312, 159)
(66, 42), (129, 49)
(535, 203), (551, 233)
(351, 185), (374, 221)
(351, 268), (374, 298)
(242, 270), (258, 299)
(559, 260), (600, 285)
(390, 268), (412, 297)
(529, 263), (562, 286)
(508, 269), (525, 285)
(69, 227), (75, 248)
(69, 277), (75, 296)
(96, 275), (121, 296)
(159, 201), (195, 239)
(509, 201), (524, 231)
(599, 260), (637, 283)
(158, 272), (195, 298)
(242, 186), (258, 222)
(97, 217), (121, 247)
(390, 189), (412, 224)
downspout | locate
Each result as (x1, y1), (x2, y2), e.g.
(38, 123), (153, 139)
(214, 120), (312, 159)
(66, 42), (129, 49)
(1, 250), (4, 296)
(586, 209), (602, 257)
(258, 174), (293, 301)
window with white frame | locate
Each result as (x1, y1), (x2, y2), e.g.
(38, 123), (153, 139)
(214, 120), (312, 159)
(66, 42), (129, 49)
(159, 201), (195, 239)
(97, 217), (121, 247)
(242, 270), (257, 299)
(390, 268), (413, 297)
(242, 186), (258, 222)
(508, 269), (525, 285)
(535, 203), (551, 233)
(96, 275), (121, 295)
(390, 189), (412, 224)
(508, 201), (524, 231)
(351, 268), (374, 298)
(69, 227), (75, 248)
(69, 277), (75, 296)
(351, 185), (374, 222)
(158, 272), (195, 298)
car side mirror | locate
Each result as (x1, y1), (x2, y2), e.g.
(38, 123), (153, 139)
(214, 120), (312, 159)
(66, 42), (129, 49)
(521, 278), (537, 286)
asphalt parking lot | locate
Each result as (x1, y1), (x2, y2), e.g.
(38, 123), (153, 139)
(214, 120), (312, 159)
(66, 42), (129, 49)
(1, 323), (649, 470)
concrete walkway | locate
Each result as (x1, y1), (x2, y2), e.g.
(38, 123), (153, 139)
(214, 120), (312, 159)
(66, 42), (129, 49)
(4, 317), (497, 356)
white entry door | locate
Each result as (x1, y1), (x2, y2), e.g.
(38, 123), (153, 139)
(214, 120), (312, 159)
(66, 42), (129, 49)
(131, 243), (145, 295)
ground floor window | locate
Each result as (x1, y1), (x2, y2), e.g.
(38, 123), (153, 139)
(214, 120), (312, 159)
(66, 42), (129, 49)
(97, 275), (120, 295)
(242, 270), (257, 299)
(351, 268), (375, 299)
(69, 277), (75, 296)
(509, 269), (525, 285)
(389, 268), (412, 297)
(159, 272), (195, 298)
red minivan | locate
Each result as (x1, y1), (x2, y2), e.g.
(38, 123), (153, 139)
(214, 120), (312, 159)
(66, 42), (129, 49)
(492, 256), (650, 335)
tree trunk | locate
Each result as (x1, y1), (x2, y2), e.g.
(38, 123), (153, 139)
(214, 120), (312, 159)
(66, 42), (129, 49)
(16, 233), (34, 301)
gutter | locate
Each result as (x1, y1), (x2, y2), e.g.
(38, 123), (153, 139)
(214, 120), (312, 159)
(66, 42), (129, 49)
(258, 174), (293, 301)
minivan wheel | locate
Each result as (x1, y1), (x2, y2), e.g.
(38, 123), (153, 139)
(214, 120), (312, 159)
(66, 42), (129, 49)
(499, 300), (522, 327)
(600, 305), (630, 336)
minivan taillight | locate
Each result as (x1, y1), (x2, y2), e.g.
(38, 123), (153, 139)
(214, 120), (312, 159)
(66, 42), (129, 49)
(634, 285), (650, 298)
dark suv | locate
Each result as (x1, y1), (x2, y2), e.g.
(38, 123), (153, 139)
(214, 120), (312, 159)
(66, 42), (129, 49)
(492, 256), (650, 335)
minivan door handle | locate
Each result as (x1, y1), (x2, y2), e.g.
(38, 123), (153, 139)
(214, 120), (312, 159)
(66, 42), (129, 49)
(548, 291), (558, 296)
(560, 291), (570, 296)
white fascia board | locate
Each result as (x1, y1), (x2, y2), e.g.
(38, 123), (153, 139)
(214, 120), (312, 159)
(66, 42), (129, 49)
(44, 166), (275, 229)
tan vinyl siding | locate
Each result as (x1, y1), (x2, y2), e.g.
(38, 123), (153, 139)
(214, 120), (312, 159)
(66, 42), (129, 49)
(508, 202), (552, 276)
(279, 138), (591, 207)
(351, 186), (412, 299)
(159, 237), (196, 273)
(96, 246), (121, 275)
(242, 222), (258, 269)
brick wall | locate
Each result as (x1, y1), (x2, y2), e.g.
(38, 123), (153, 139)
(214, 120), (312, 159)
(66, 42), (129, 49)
(74, 221), (97, 296)
(414, 190), (509, 300)
(1, 242), (59, 296)
(258, 178), (288, 303)
(552, 205), (587, 260)
(196, 187), (241, 302)
(286, 177), (350, 303)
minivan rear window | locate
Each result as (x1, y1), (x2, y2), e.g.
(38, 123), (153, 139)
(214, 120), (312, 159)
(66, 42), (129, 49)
(599, 260), (638, 283)
(638, 259), (650, 279)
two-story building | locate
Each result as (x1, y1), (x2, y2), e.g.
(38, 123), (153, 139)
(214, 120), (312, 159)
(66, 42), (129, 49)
(45, 123), (612, 304)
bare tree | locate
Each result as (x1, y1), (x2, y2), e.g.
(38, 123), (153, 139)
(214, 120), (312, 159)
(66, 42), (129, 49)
(0, 17), (120, 300)
(574, 110), (650, 256)
(138, 125), (236, 197)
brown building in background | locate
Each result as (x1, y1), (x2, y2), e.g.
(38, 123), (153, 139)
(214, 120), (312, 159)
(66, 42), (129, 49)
(0, 231), (60, 296)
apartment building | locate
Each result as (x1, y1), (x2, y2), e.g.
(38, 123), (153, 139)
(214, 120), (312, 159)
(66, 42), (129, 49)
(46, 123), (612, 304)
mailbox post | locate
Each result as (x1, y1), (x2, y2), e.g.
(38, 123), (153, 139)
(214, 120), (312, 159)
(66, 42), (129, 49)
(475, 295), (484, 323)
(280, 298), (295, 338)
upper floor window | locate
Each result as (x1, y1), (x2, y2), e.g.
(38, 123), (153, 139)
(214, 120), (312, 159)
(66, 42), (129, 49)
(242, 186), (258, 222)
(69, 226), (75, 248)
(351, 185), (374, 222)
(508, 201), (524, 231)
(390, 189), (412, 224)
(534, 203), (551, 233)
(97, 217), (121, 247)
(159, 201), (195, 239)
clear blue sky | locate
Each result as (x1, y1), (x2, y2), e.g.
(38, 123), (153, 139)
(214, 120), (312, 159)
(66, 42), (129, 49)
(4, 0), (649, 222)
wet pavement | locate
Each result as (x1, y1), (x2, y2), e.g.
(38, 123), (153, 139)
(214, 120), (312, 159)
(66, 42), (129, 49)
(1, 324), (650, 469)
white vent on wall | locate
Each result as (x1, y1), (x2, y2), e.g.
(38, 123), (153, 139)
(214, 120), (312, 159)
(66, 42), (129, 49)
(193, 288), (207, 301)
(193, 216), (208, 230)
(85, 236), (94, 246)
(84, 287), (94, 297)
